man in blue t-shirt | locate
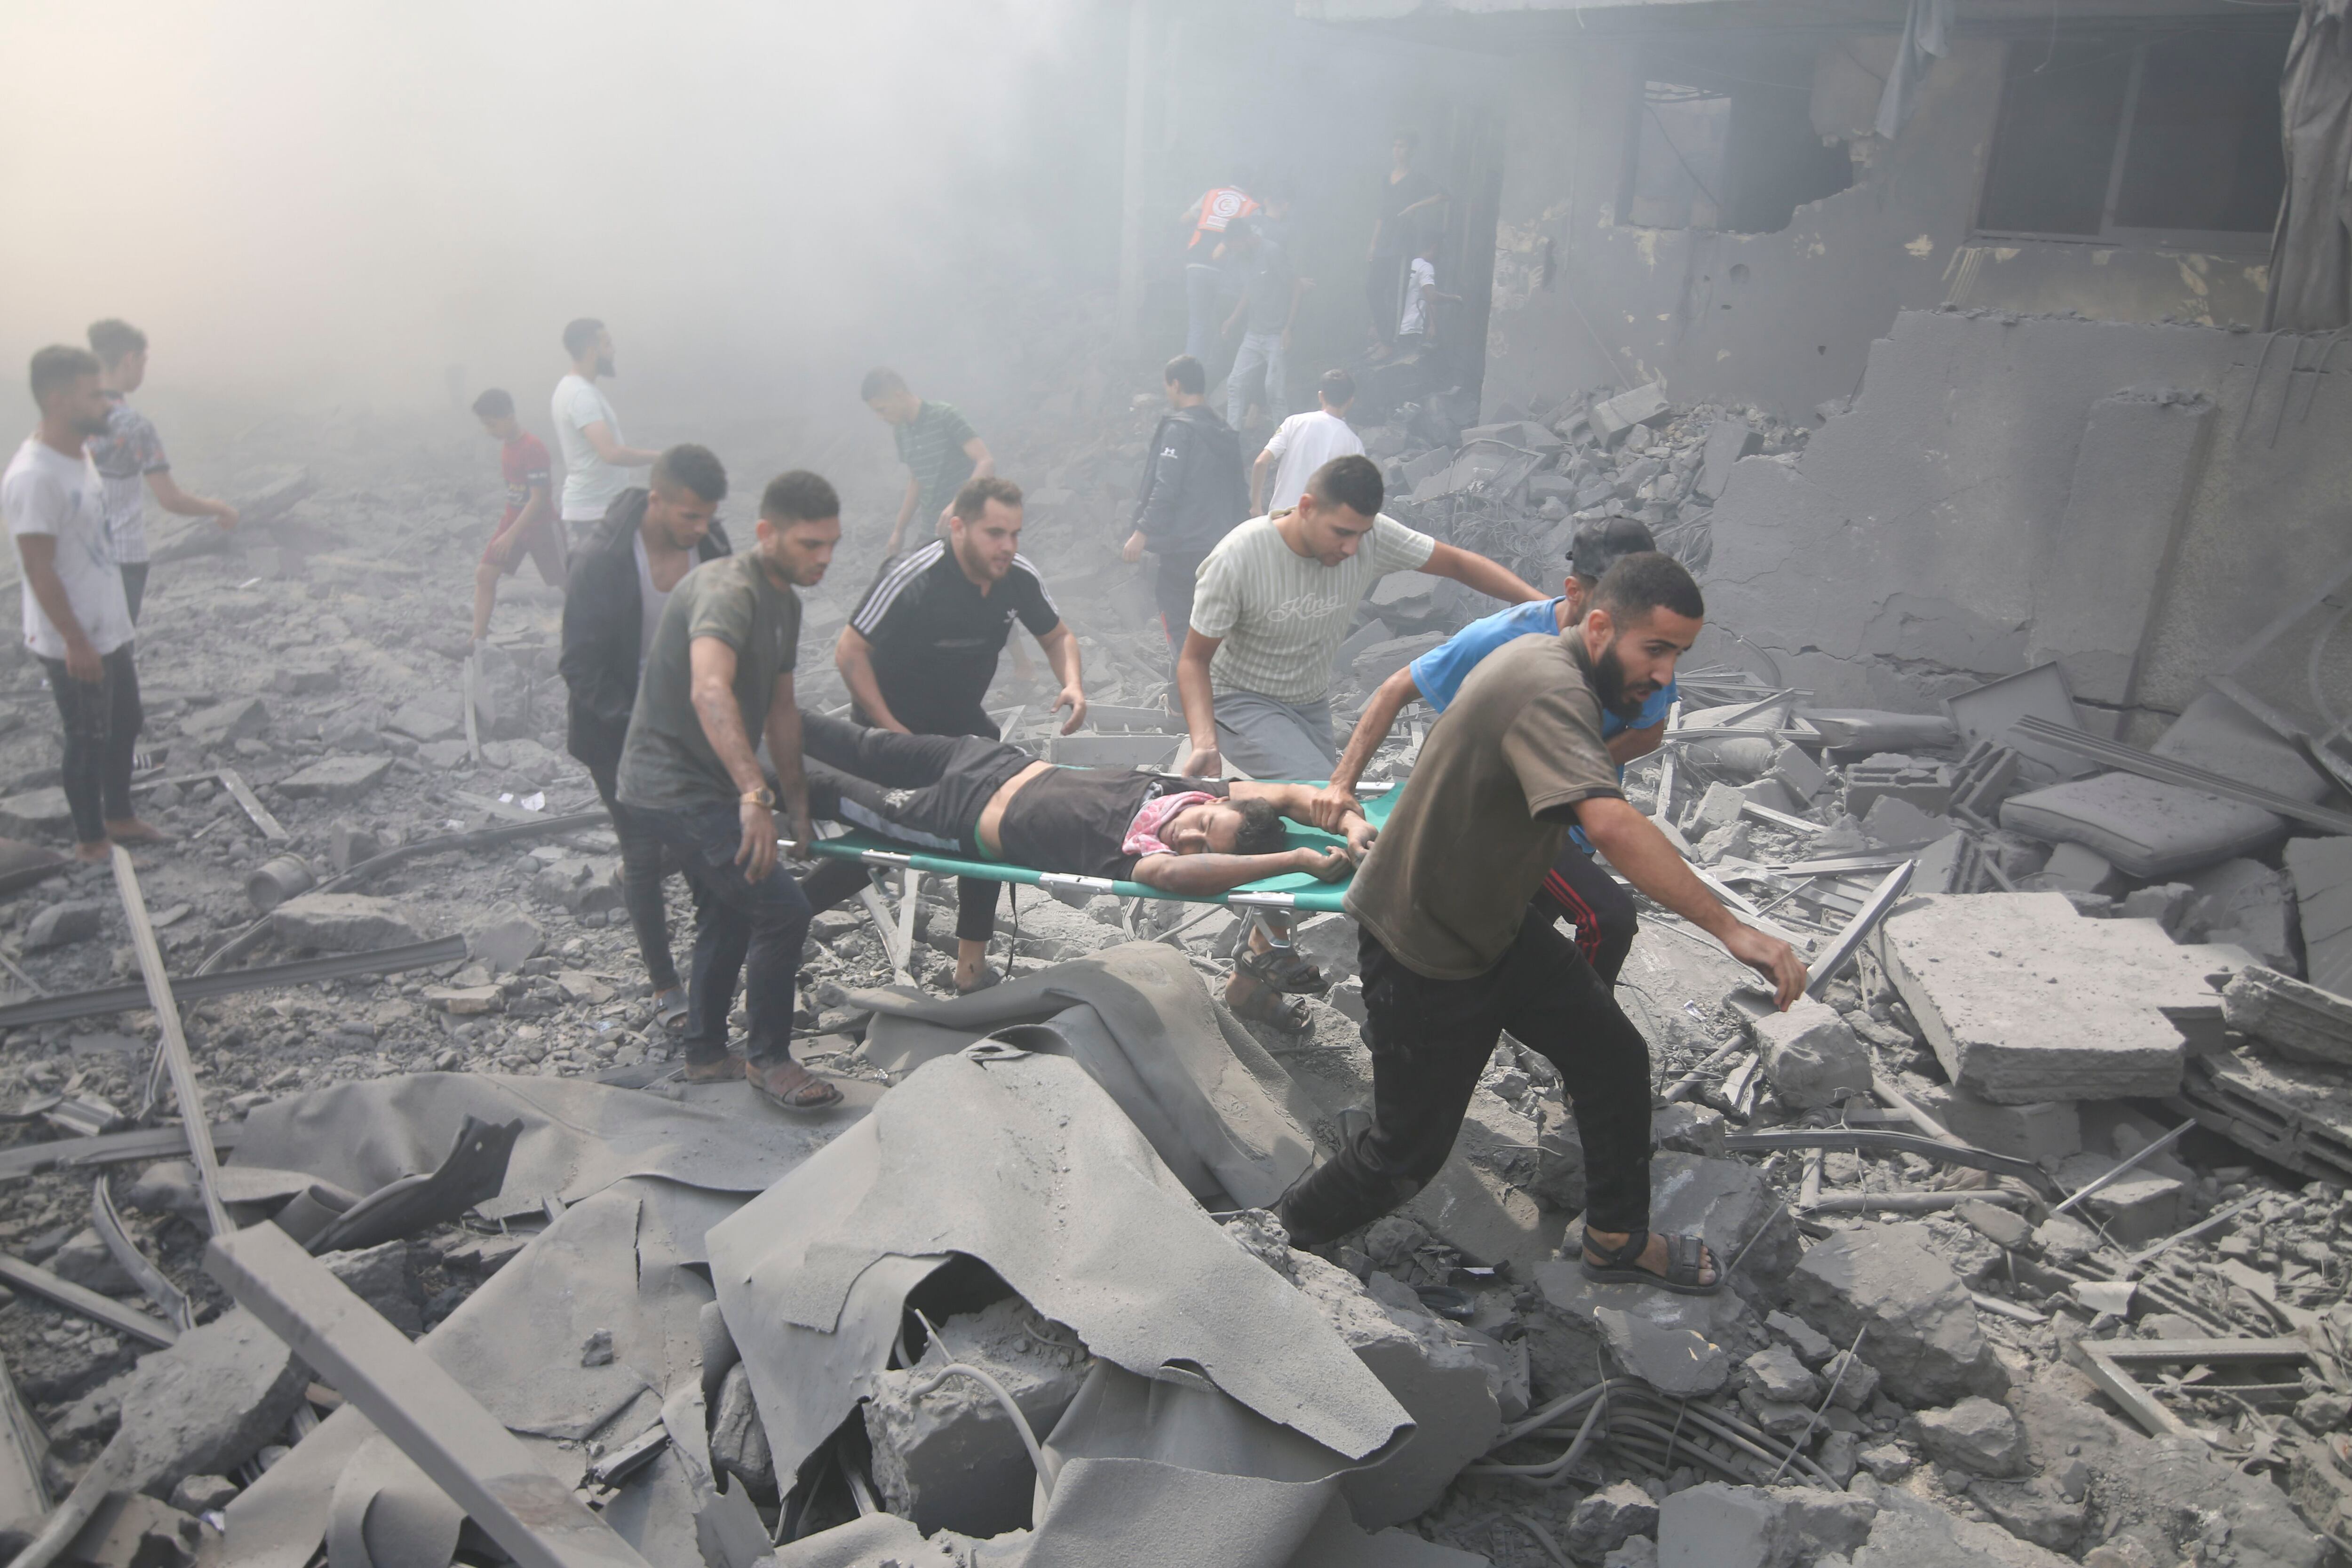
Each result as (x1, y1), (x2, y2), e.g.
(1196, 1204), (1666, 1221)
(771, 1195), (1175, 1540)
(1321, 518), (1674, 983)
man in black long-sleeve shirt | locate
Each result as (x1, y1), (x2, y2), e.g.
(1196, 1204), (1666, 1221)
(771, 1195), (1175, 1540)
(558, 446), (732, 1027)
(1121, 355), (1248, 660)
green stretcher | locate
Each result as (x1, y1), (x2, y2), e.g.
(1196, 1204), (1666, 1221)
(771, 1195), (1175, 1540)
(806, 784), (1398, 914)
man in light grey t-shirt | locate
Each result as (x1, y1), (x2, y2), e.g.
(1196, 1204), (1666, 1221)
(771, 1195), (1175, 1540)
(1175, 452), (1544, 1031)
(551, 317), (661, 554)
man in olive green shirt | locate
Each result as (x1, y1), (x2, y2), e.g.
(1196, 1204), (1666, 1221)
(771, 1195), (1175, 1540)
(1280, 553), (1807, 1296)
(617, 470), (844, 1111)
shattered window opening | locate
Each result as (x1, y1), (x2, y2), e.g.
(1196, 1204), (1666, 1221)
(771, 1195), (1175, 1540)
(1621, 65), (1855, 235)
(1975, 25), (2291, 251)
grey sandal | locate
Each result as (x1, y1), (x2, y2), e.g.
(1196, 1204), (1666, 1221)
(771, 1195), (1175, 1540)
(1581, 1228), (1723, 1295)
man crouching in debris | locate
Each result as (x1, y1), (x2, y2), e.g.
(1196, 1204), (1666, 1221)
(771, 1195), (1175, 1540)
(794, 708), (1373, 905)
(1278, 553), (1808, 1294)
(614, 470), (842, 1111)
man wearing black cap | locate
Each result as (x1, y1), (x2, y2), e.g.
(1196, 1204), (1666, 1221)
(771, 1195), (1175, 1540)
(1319, 518), (1675, 984)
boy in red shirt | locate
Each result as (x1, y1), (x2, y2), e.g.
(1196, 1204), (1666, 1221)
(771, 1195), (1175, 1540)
(471, 388), (565, 645)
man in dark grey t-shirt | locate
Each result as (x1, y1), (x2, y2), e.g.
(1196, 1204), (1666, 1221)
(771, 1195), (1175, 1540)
(617, 470), (842, 1110)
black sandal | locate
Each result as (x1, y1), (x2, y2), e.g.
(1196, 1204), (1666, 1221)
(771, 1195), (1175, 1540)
(1581, 1228), (1723, 1296)
(1235, 945), (1328, 996)
(1229, 983), (1312, 1035)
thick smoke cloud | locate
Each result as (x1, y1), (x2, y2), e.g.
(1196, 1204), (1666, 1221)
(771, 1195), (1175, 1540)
(0, 0), (1115, 424)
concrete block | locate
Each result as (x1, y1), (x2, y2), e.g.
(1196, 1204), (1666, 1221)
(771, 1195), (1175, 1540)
(1695, 420), (1762, 502)
(167, 1473), (237, 1513)
(1767, 743), (1828, 803)
(1909, 1082), (2081, 1165)
(2053, 1153), (2183, 1245)
(271, 892), (433, 951)
(1738, 777), (1803, 816)
(425, 984), (504, 1016)
(328, 823), (382, 872)
(113, 1306), (310, 1495)
(1783, 1223), (2005, 1404)
(2027, 391), (2212, 707)
(1862, 796), (1958, 851)
(1534, 1258), (1750, 1393)
(2118, 882), (2195, 931)
(710, 1361), (775, 1495)
(1657, 1484), (1875, 1568)
(1694, 782), (1748, 835)
(1970, 1477), (2089, 1551)
(1591, 383), (1670, 439)
(385, 698), (461, 743)
(1882, 893), (2246, 1103)
(1754, 999), (1871, 1111)
(2285, 837), (2352, 997)
(64, 1492), (202, 1567)
(278, 755), (393, 801)
(463, 903), (543, 973)
(1293, 1252), (1502, 1526)
(1763, 1310), (1835, 1367)
(2183, 858), (2297, 975)
(1568, 1480), (1660, 1563)
(320, 1241), (423, 1337)
(1915, 1395), (2026, 1477)
(2222, 965), (2352, 1068)
(1742, 1345), (1818, 1404)
(25, 900), (105, 950)
(1844, 754), (1954, 818)
(180, 696), (270, 746)
(0, 787), (76, 838)
(864, 1296), (1091, 1537)
(1594, 1305), (1728, 1396)
(1820, 1349), (1880, 1410)
(1653, 1103), (1727, 1158)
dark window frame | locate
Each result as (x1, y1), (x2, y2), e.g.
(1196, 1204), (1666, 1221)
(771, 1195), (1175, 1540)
(1973, 28), (2290, 255)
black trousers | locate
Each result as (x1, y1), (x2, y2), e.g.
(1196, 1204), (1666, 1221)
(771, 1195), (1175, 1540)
(40, 644), (142, 845)
(801, 710), (1031, 944)
(854, 697), (1014, 946)
(1534, 840), (1639, 986)
(120, 564), (150, 625)
(1152, 549), (1206, 663)
(1278, 910), (1653, 1247)
(588, 758), (690, 994)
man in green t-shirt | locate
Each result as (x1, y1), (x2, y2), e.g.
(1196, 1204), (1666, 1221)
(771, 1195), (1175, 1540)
(1279, 553), (1807, 1296)
(616, 470), (844, 1111)
(862, 367), (995, 558)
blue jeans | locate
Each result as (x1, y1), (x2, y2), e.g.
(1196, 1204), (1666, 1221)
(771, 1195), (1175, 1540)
(1227, 330), (1285, 428)
(629, 798), (812, 1068)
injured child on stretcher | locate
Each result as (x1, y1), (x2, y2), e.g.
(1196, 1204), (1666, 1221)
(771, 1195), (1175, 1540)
(795, 709), (1374, 894)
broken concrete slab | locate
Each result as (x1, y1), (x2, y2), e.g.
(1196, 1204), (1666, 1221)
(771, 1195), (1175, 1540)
(2286, 836), (2352, 997)
(1754, 998), (1872, 1111)
(276, 755), (393, 802)
(1969, 1477), (2089, 1552)
(1567, 1480), (1661, 1563)
(271, 892), (434, 951)
(1916, 1396), (2026, 1477)
(1784, 1223), (2005, 1403)
(2182, 858), (2298, 974)
(708, 1361), (773, 1496)
(1695, 419), (1762, 502)
(179, 696), (270, 747)
(25, 901), (105, 951)
(2222, 965), (2352, 1067)
(1291, 1251), (1502, 1526)
(111, 1306), (310, 1495)
(461, 903), (543, 974)
(1908, 1082), (2081, 1165)
(1590, 382), (1670, 440)
(1657, 1483), (1875, 1568)
(1863, 796), (1958, 851)
(2053, 1153), (2183, 1245)
(385, 698), (461, 743)
(1595, 1304), (1729, 1396)
(1882, 893), (2249, 1103)
(319, 1240), (424, 1337)
(0, 787), (76, 839)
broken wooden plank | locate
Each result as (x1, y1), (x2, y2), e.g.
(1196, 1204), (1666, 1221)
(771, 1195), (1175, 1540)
(2079, 1336), (2313, 1442)
(207, 1224), (655, 1568)
(111, 847), (231, 1237)
(0, 1253), (176, 1347)
(0, 934), (467, 1030)
(0, 1122), (244, 1184)
(215, 767), (289, 842)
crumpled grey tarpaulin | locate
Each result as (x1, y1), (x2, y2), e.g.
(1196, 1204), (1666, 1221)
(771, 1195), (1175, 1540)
(1875, 0), (1953, 139)
(709, 1050), (1409, 1487)
(845, 940), (1316, 1207)
(225, 1184), (718, 1568)
(228, 1069), (874, 1222)
(2267, 0), (2352, 330)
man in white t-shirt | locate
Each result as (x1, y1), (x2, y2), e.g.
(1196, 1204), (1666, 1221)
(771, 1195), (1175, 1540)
(551, 318), (661, 554)
(2, 348), (162, 859)
(1176, 453), (1544, 1030)
(1252, 368), (1365, 515)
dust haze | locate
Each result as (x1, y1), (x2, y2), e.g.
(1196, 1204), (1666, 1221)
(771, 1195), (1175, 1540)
(0, 0), (1120, 430)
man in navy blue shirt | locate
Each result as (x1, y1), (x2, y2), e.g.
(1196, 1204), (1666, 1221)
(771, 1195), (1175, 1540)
(1320, 518), (1672, 983)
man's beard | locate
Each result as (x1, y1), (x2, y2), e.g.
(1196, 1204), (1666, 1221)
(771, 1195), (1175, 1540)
(595, 355), (616, 376)
(1591, 638), (1653, 723)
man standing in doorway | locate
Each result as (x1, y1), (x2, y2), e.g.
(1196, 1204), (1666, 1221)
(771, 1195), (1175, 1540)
(1319, 518), (1675, 986)
(836, 476), (1086, 994)
(1177, 454), (1543, 1028)
(552, 318), (661, 557)
(1221, 218), (1301, 433)
(1367, 132), (1446, 352)
(469, 389), (565, 646)
(617, 470), (841, 1110)
(863, 368), (994, 559)
(1122, 355), (1247, 661)
(84, 320), (238, 623)
(3, 349), (163, 859)
(1279, 554), (1805, 1293)
(560, 445), (734, 1034)
(1252, 369), (1364, 516)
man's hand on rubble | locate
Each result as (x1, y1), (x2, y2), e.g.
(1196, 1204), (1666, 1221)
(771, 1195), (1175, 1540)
(1055, 685), (1087, 734)
(737, 799), (779, 883)
(1724, 922), (1807, 1010)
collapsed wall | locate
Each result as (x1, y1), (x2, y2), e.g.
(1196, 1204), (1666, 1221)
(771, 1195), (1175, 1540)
(1699, 310), (2352, 740)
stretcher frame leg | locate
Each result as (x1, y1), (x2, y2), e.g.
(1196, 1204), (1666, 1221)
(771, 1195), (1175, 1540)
(852, 872), (916, 988)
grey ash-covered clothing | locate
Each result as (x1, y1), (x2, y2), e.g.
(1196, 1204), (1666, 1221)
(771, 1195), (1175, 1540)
(616, 554), (801, 814)
(1129, 404), (1248, 557)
